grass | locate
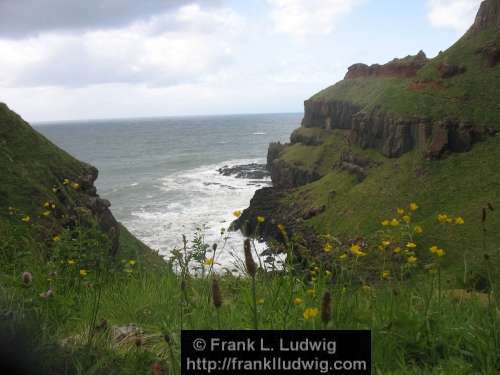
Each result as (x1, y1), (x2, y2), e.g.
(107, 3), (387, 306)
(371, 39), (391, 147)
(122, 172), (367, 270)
(1, 212), (499, 374)
(310, 27), (500, 126)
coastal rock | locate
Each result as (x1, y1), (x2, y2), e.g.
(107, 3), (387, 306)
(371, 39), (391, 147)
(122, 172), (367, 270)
(267, 142), (286, 171)
(302, 100), (360, 129)
(217, 163), (270, 179)
(270, 159), (321, 189)
(467, 0), (500, 34)
(344, 51), (428, 80)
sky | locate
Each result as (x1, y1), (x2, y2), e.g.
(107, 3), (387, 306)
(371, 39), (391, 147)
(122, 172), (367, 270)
(0, 0), (483, 122)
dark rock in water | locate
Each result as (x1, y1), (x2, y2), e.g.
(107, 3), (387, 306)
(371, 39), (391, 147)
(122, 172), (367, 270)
(218, 163), (270, 179)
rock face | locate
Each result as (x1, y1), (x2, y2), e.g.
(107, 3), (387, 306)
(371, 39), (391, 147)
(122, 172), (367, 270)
(267, 142), (286, 171)
(270, 159), (321, 189)
(218, 163), (270, 179)
(344, 51), (428, 80)
(302, 100), (361, 130)
(468, 0), (500, 34)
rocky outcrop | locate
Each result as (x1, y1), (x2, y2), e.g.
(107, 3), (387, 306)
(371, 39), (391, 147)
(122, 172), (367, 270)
(336, 151), (380, 181)
(437, 63), (466, 78)
(344, 51), (428, 80)
(270, 159), (321, 189)
(302, 100), (361, 129)
(267, 142), (286, 171)
(477, 41), (500, 67)
(218, 163), (270, 179)
(467, 0), (500, 34)
(290, 128), (326, 145)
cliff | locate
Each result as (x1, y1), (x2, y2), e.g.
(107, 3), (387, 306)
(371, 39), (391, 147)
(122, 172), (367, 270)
(235, 0), (500, 272)
(0, 103), (157, 263)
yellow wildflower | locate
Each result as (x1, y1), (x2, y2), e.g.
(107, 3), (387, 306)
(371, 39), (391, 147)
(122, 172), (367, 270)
(204, 258), (214, 266)
(257, 298), (265, 305)
(52, 235), (61, 242)
(414, 225), (423, 234)
(382, 240), (391, 247)
(293, 297), (303, 305)
(407, 256), (417, 265)
(429, 245), (439, 254)
(390, 218), (400, 226)
(79, 269), (88, 277)
(381, 270), (390, 280)
(381, 220), (390, 226)
(70, 182), (80, 190)
(350, 244), (367, 257)
(67, 259), (76, 265)
(21, 215), (31, 223)
(325, 270), (332, 277)
(397, 208), (405, 215)
(42, 210), (51, 217)
(323, 243), (333, 253)
(409, 202), (418, 211)
(455, 217), (465, 225)
(43, 202), (50, 208)
(303, 307), (319, 320)
(435, 248), (446, 257)
(233, 210), (241, 218)
(128, 260), (137, 266)
(393, 247), (401, 254)
(63, 178), (70, 185)
(51, 203), (56, 209)
(256, 216), (265, 223)
(406, 242), (417, 249)
(402, 215), (411, 223)
(339, 253), (348, 261)
(437, 214), (448, 223)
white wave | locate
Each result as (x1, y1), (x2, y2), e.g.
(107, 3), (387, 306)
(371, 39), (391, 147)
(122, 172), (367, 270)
(252, 132), (266, 135)
(123, 158), (272, 269)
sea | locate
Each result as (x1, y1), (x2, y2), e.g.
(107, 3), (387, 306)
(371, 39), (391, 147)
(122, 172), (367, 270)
(35, 113), (301, 269)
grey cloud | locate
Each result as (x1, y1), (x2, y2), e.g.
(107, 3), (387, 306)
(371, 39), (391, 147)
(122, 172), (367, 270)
(0, 0), (220, 38)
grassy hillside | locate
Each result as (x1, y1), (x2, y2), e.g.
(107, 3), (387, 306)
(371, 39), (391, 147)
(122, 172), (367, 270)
(311, 27), (500, 125)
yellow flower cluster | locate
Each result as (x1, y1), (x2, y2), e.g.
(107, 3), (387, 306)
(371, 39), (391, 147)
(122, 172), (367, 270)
(303, 307), (319, 320)
(429, 246), (446, 257)
(350, 244), (367, 257)
(437, 213), (465, 225)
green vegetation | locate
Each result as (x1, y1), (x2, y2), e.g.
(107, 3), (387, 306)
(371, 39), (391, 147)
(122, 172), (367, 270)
(311, 28), (500, 125)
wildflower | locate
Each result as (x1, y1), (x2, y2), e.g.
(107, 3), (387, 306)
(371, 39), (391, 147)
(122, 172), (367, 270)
(233, 210), (242, 218)
(390, 218), (400, 226)
(293, 297), (303, 305)
(256, 216), (265, 223)
(21, 271), (32, 286)
(303, 307), (319, 320)
(21, 215), (31, 223)
(435, 248), (446, 257)
(393, 247), (401, 254)
(325, 270), (332, 277)
(52, 187), (58, 193)
(39, 288), (53, 299)
(381, 240), (391, 247)
(43, 202), (50, 208)
(204, 258), (215, 266)
(124, 268), (133, 274)
(79, 269), (88, 277)
(211, 277), (223, 308)
(339, 254), (348, 261)
(397, 208), (405, 215)
(306, 289), (315, 297)
(409, 203), (418, 211)
(323, 243), (333, 253)
(350, 244), (367, 257)
(52, 235), (61, 242)
(455, 217), (465, 225)
(429, 245), (439, 254)
(51, 203), (56, 209)
(63, 178), (70, 185)
(277, 223), (286, 232)
(257, 298), (265, 305)
(67, 259), (76, 265)
(381, 270), (390, 280)
(406, 242), (417, 249)
(42, 210), (51, 217)
(437, 214), (448, 223)
(70, 182), (80, 190)
(402, 215), (411, 223)
(414, 225), (423, 234)
(407, 256), (417, 265)
(381, 220), (390, 226)
(321, 292), (332, 325)
(244, 239), (257, 277)
(128, 260), (136, 266)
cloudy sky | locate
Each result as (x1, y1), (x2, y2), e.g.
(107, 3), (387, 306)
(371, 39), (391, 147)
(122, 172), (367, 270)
(0, 0), (482, 122)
